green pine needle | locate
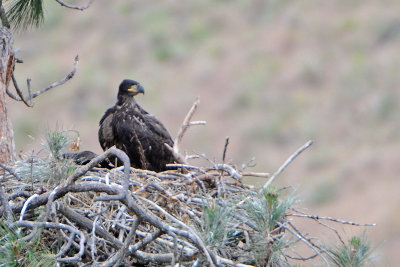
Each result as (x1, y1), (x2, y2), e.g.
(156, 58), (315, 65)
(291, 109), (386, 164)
(326, 235), (374, 267)
(45, 129), (70, 158)
(199, 201), (232, 247)
(0, 220), (56, 266)
(6, 0), (44, 30)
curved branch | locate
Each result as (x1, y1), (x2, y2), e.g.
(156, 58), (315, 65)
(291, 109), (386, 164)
(45, 146), (130, 220)
(13, 220), (86, 263)
(31, 55), (79, 98)
(11, 73), (32, 107)
(261, 140), (313, 192)
(55, 0), (95, 11)
(10, 55), (79, 107)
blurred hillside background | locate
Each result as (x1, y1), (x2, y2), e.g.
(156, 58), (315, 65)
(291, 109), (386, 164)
(6, 0), (400, 265)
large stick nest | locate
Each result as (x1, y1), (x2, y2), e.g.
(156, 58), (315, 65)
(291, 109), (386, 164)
(1, 149), (284, 266)
(0, 100), (375, 267)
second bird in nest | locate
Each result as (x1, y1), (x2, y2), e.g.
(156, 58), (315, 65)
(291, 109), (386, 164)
(98, 79), (177, 172)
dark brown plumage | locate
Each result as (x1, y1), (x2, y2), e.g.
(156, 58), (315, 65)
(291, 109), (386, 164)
(98, 79), (176, 172)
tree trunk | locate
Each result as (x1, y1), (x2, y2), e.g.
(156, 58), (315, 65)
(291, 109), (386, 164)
(0, 27), (15, 164)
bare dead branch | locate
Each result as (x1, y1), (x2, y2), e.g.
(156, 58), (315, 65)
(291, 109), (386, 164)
(285, 253), (319, 261)
(31, 55), (79, 98)
(165, 143), (187, 165)
(130, 195), (216, 266)
(214, 164), (242, 179)
(216, 256), (255, 267)
(316, 219), (346, 246)
(102, 218), (141, 266)
(261, 140), (313, 192)
(9, 55), (79, 107)
(173, 97), (206, 154)
(45, 146), (130, 220)
(289, 213), (377, 227)
(129, 230), (164, 254)
(58, 203), (122, 248)
(0, 162), (21, 180)
(278, 222), (330, 266)
(14, 220), (86, 263)
(56, 232), (75, 258)
(165, 163), (205, 172)
(19, 193), (38, 221)
(55, 0), (95, 11)
(8, 190), (30, 201)
(222, 136), (229, 163)
(5, 85), (19, 100)
(11, 73), (32, 107)
(241, 171), (270, 178)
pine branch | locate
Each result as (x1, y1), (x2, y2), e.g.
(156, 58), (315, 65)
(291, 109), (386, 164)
(6, 0), (44, 30)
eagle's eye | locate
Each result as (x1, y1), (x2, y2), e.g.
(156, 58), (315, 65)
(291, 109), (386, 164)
(127, 85), (138, 92)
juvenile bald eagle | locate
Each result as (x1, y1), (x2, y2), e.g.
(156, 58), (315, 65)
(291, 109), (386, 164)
(98, 79), (176, 172)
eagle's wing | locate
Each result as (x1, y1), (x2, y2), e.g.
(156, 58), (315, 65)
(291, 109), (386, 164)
(112, 107), (175, 171)
(144, 114), (174, 146)
(135, 103), (174, 145)
(98, 106), (117, 150)
(109, 109), (149, 169)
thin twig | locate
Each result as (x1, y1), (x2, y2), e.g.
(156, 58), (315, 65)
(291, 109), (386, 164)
(135, 196), (216, 266)
(11, 73), (32, 107)
(222, 136), (229, 163)
(241, 171), (270, 178)
(213, 164), (242, 180)
(285, 253), (319, 261)
(56, 231), (76, 258)
(55, 0), (95, 11)
(290, 213), (376, 227)
(5, 86), (19, 100)
(278, 222), (330, 267)
(102, 218), (141, 266)
(261, 140), (313, 192)
(315, 219), (346, 246)
(129, 229), (164, 253)
(173, 97), (205, 154)
(166, 163), (205, 172)
(31, 55), (79, 98)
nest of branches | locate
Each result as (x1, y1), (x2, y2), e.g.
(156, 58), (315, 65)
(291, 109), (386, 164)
(0, 100), (375, 267)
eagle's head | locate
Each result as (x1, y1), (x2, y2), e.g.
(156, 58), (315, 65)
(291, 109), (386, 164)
(118, 79), (145, 97)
